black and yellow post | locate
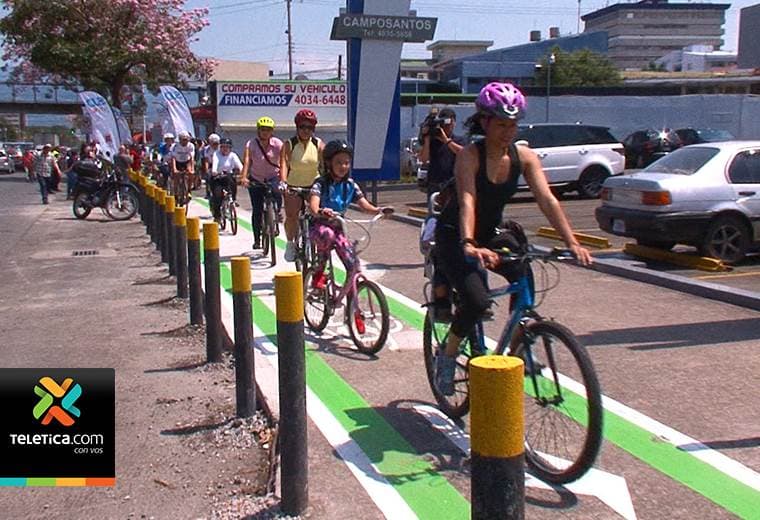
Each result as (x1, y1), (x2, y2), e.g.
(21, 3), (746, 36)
(165, 195), (177, 276)
(139, 176), (147, 225)
(470, 355), (525, 520)
(157, 190), (167, 260)
(231, 257), (255, 417)
(203, 222), (223, 363)
(174, 207), (189, 299)
(275, 272), (308, 515)
(187, 217), (204, 325)
(145, 184), (155, 241)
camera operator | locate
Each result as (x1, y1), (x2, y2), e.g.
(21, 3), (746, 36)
(418, 107), (464, 198)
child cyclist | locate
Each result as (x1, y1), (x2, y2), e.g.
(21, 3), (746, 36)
(308, 140), (391, 289)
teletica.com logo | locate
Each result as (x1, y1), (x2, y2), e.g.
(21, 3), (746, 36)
(33, 377), (82, 427)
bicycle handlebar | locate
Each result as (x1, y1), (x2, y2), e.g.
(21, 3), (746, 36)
(494, 245), (575, 264)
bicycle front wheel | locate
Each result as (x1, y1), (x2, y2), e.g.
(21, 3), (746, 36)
(218, 201), (227, 231)
(266, 204), (277, 266)
(512, 320), (603, 485)
(303, 268), (330, 332)
(229, 201), (238, 235)
(347, 279), (389, 355)
(422, 312), (480, 419)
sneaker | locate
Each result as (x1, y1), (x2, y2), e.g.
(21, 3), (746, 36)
(284, 241), (297, 262)
(311, 271), (326, 290)
(435, 350), (457, 396)
(252, 239), (261, 250)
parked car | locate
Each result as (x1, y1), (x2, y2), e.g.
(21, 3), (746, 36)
(0, 150), (15, 174)
(596, 141), (760, 263)
(674, 128), (734, 146)
(515, 123), (625, 198)
(622, 128), (682, 169)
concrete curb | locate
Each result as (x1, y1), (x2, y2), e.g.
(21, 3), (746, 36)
(386, 211), (760, 312)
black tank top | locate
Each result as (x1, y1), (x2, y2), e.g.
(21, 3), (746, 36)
(438, 140), (522, 244)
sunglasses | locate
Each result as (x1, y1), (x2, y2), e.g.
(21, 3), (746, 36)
(298, 125), (315, 131)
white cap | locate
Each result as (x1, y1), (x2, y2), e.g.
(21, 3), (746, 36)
(208, 133), (220, 144)
(163, 132), (175, 140)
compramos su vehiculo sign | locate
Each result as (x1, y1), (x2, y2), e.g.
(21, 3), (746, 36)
(218, 82), (347, 107)
(216, 81), (347, 130)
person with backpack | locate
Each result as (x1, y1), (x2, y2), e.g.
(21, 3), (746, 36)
(241, 116), (283, 250)
(307, 140), (388, 289)
(279, 109), (324, 262)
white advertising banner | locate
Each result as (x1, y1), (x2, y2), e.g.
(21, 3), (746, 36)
(112, 107), (132, 145)
(78, 91), (120, 160)
(159, 85), (195, 138)
(216, 81), (347, 130)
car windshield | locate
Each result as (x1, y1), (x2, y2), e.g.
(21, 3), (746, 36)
(696, 129), (734, 142)
(643, 147), (720, 175)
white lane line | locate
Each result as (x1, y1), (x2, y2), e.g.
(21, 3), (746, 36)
(189, 200), (420, 519)
(412, 405), (637, 520)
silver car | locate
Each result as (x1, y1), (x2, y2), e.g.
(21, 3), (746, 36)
(596, 141), (760, 263)
(0, 150), (14, 174)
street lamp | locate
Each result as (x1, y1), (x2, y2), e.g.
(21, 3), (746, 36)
(546, 52), (556, 123)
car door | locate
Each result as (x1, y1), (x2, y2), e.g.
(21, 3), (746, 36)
(727, 148), (760, 240)
(519, 126), (571, 186)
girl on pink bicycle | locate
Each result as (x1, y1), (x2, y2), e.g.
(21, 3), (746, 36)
(308, 140), (387, 289)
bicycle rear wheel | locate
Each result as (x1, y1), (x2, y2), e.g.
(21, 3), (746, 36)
(347, 279), (389, 355)
(511, 320), (603, 484)
(422, 312), (480, 419)
(303, 268), (330, 332)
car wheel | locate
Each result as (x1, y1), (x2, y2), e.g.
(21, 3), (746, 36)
(577, 166), (609, 199)
(699, 215), (750, 264)
(636, 238), (676, 251)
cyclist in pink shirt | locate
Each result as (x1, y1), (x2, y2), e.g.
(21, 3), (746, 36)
(241, 116), (284, 249)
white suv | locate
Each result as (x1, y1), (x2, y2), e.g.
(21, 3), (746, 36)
(516, 124), (625, 198)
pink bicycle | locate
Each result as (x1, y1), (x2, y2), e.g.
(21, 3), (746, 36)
(303, 209), (394, 355)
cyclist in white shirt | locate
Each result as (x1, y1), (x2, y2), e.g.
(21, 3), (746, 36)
(202, 133), (220, 199)
(209, 137), (242, 222)
(171, 130), (195, 196)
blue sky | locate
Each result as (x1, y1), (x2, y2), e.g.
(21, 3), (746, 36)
(187, 0), (758, 76)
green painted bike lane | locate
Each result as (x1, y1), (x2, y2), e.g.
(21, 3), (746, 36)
(198, 198), (760, 518)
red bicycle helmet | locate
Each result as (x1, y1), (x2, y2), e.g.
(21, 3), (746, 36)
(294, 109), (318, 126)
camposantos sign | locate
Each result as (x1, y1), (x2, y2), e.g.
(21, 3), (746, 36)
(216, 81), (347, 129)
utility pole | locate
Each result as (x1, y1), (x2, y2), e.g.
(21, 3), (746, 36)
(286, 0), (293, 80)
(577, 0), (581, 34)
(337, 55), (342, 80)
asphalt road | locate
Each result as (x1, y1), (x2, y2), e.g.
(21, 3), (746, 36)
(225, 184), (760, 519)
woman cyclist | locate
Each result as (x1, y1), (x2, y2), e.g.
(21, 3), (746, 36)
(433, 82), (593, 395)
(209, 137), (243, 222)
(242, 116), (284, 250)
(280, 109), (324, 262)
(308, 140), (387, 289)
(171, 130), (196, 195)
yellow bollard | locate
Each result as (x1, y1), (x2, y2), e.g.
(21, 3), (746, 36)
(174, 208), (188, 299)
(231, 257), (255, 417)
(186, 217), (203, 325)
(203, 222), (222, 362)
(470, 355), (525, 520)
(274, 271), (307, 515)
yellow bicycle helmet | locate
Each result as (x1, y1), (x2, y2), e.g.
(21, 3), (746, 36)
(256, 116), (275, 129)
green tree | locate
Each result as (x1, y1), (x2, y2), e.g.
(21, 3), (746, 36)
(0, 116), (19, 140)
(0, 0), (214, 108)
(535, 47), (622, 87)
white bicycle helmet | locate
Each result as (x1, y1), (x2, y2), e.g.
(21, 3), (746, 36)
(207, 133), (220, 144)
(178, 130), (191, 139)
(163, 132), (175, 140)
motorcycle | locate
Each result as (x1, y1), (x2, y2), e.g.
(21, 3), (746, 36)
(71, 161), (139, 221)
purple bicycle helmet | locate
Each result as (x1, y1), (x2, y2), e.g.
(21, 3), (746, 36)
(476, 82), (526, 120)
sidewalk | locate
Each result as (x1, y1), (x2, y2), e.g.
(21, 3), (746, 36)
(0, 175), (276, 519)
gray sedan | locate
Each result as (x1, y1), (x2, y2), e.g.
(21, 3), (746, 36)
(596, 141), (760, 263)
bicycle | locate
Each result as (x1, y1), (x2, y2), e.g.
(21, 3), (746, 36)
(171, 164), (191, 213)
(288, 186), (316, 272)
(250, 180), (280, 267)
(303, 209), (394, 355)
(215, 173), (238, 235)
(422, 236), (603, 485)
